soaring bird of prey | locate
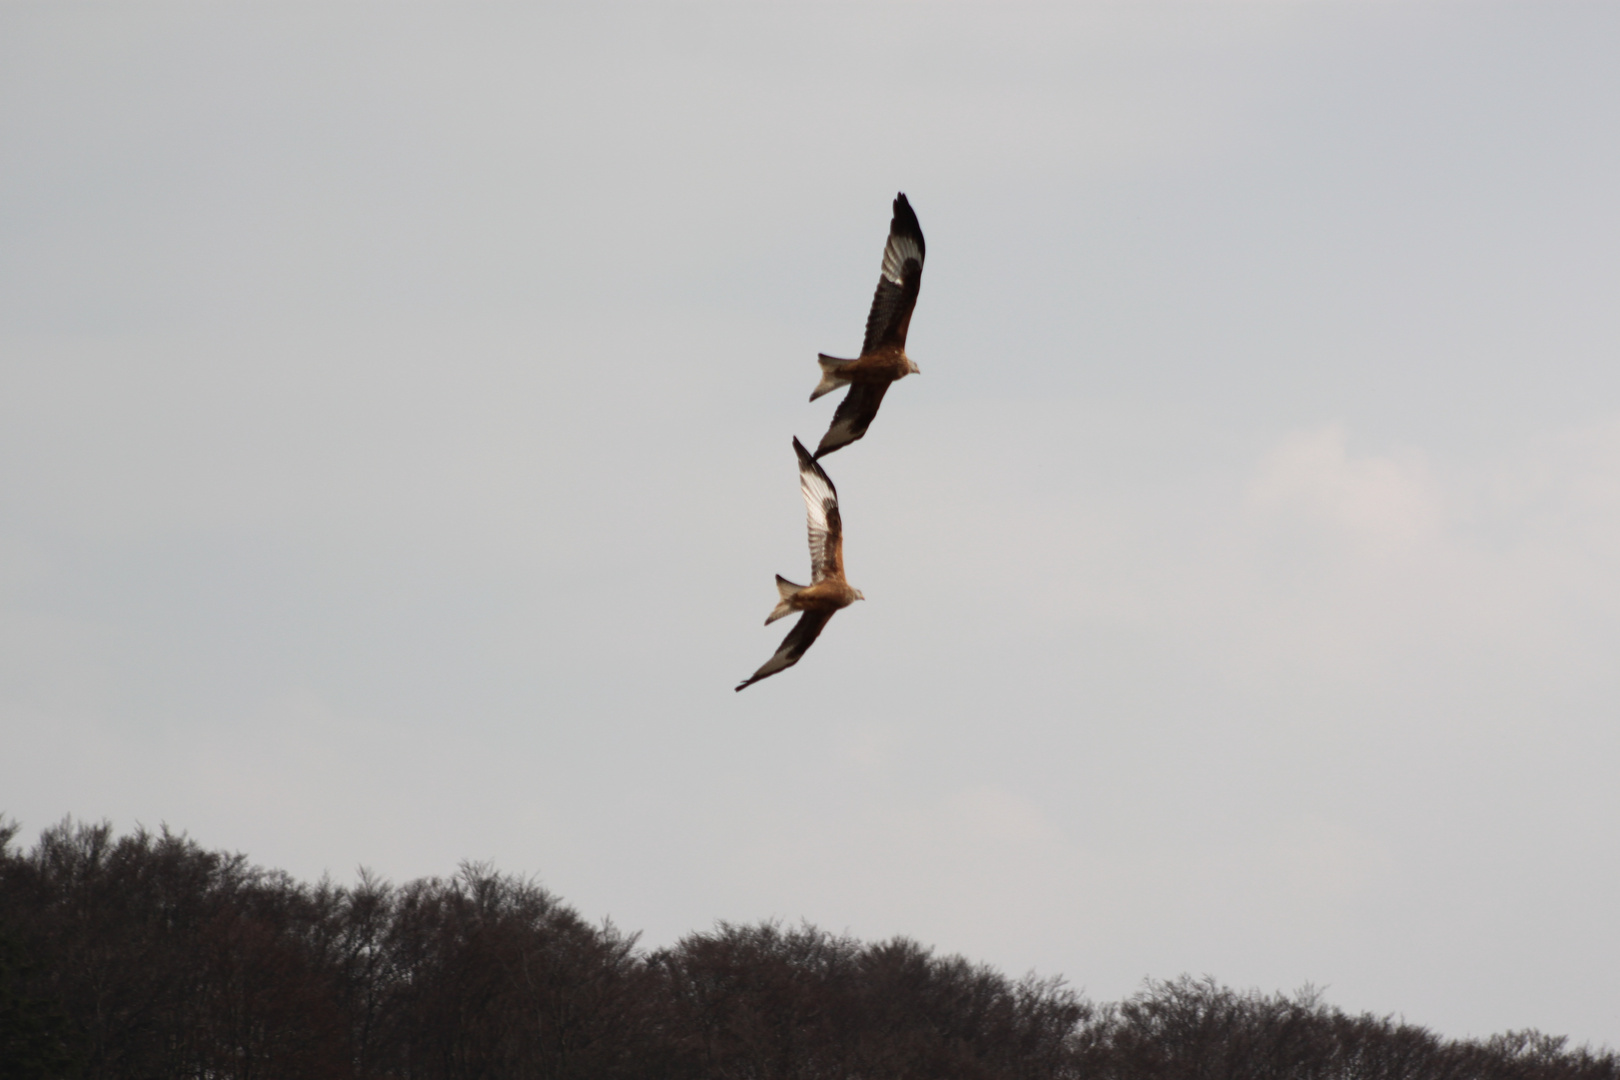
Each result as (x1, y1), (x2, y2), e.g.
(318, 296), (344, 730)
(809, 192), (926, 459)
(736, 437), (865, 691)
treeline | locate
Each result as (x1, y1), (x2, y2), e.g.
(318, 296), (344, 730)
(0, 820), (1614, 1080)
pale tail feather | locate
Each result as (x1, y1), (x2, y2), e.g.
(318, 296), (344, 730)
(810, 354), (855, 401)
(767, 575), (804, 624)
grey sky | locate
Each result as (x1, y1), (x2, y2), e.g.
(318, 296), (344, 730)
(4, 0), (1619, 1048)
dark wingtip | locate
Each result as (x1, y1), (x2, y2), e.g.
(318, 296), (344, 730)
(798, 437), (839, 492)
(891, 192), (923, 250)
(812, 435), (846, 460)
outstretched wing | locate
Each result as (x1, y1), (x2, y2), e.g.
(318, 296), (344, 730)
(859, 192), (926, 356)
(794, 436), (843, 581)
(735, 610), (834, 691)
(813, 382), (890, 460)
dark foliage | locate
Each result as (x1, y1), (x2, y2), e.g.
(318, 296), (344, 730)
(1082, 976), (1620, 1080)
(0, 819), (1613, 1080)
(649, 921), (1088, 1079)
(0, 830), (74, 1080)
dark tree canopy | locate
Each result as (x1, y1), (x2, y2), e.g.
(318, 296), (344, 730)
(0, 819), (1613, 1080)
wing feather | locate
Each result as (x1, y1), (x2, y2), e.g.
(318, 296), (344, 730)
(794, 436), (842, 581)
(813, 382), (889, 459)
(734, 610), (834, 691)
(860, 193), (926, 355)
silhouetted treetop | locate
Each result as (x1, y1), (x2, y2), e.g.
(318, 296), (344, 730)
(1, 818), (1613, 1080)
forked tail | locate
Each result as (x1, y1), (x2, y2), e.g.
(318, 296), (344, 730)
(810, 354), (856, 401)
(767, 575), (805, 624)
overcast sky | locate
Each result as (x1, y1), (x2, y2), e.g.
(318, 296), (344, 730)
(4, 0), (1619, 1049)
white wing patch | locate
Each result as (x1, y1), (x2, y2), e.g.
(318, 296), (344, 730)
(800, 458), (837, 581)
(881, 234), (924, 284)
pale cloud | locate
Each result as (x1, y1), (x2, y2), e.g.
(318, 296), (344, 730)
(1156, 418), (1620, 684)
(1247, 423), (1440, 555)
(841, 726), (902, 772)
(945, 785), (1067, 850)
(1277, 815), (1395, 905)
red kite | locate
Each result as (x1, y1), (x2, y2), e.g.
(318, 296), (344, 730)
(736, 438), (865, 691)
(810, 192), (926, 458)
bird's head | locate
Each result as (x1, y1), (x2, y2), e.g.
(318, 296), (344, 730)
(854, 589), (866, 602)
(906, 358), (921, 376)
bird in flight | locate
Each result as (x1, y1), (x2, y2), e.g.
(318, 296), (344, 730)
(736, 437), (865, 691)
(810, 192), (926, 459)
